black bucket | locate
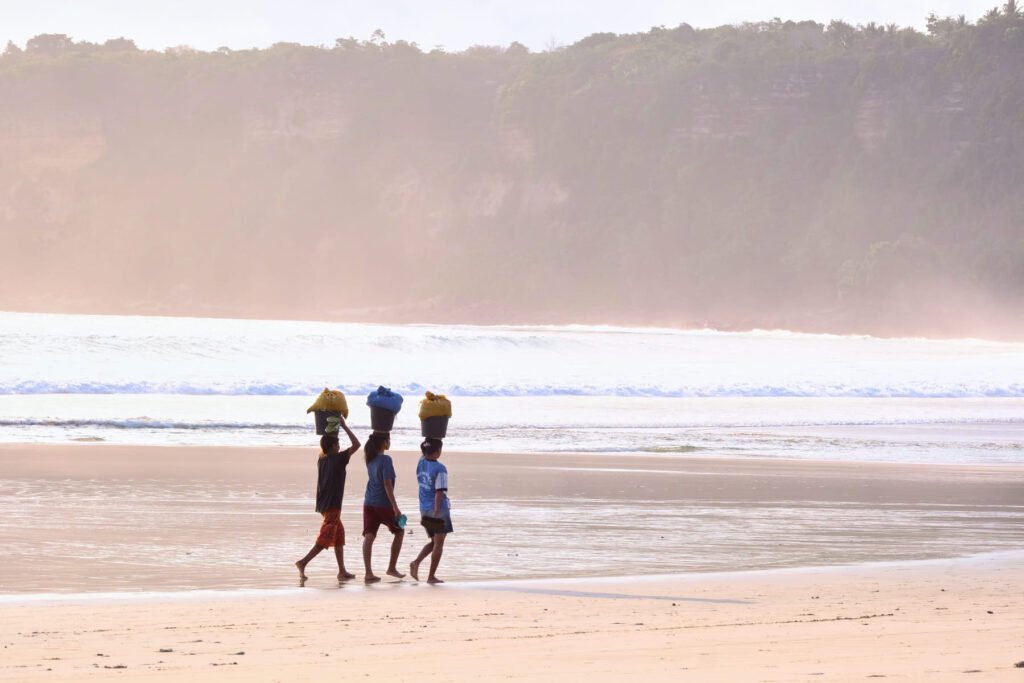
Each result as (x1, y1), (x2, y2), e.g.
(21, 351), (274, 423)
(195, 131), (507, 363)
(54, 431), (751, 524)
(370, 406), (397, 432)
(421, 416), (449, 439)
(314, 410), (342, 435)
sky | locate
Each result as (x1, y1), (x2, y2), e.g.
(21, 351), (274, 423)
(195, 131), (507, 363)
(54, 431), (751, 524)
(0, 0), (1004, 52)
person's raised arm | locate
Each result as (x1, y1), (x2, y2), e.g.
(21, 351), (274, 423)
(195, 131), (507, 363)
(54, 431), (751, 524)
(338, 416), (360, 457)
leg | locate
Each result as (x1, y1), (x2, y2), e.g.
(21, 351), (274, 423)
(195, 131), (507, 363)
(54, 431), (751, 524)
(362, 532), (380, 584)
(409, 539), (434, 581)
(386, 529), (405, 578)
(296, 544), (324, 580)
(335, 544), (355, 581)
(427, 533), (446, 584)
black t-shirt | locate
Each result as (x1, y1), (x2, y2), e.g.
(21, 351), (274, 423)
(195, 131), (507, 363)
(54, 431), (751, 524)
(315, 451), (352, 513)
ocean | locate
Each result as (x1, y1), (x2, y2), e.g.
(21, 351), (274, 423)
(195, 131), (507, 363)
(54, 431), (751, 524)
(2, 310), (1023, 463)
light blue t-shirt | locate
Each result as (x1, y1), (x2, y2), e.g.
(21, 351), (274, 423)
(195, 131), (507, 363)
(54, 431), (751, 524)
(364, 454), (397, 508)
(416, 457), (450, 514)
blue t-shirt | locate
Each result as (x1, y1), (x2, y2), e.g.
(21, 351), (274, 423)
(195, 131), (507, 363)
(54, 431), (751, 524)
(416, 457), (450, 514)
(364, 454), (397, 508)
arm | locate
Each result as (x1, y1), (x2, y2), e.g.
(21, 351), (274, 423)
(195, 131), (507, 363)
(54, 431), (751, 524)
(431, 489), (446, 518)
(383, 479), (401, 517)
(338, 417), (360, 457)
(431, 467), (448, 517)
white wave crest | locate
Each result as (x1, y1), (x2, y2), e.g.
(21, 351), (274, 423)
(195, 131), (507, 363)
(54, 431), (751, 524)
(2, 312), (1023, 399)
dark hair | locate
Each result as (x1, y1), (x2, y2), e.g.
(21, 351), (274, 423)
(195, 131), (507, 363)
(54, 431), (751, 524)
(320, 434), (340, 454)
(420, 437), (443, 457)
(364, 431), (390, 463)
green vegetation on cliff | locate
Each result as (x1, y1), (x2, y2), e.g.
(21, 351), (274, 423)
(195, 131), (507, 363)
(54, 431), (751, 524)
(2, 7), (1023, 336)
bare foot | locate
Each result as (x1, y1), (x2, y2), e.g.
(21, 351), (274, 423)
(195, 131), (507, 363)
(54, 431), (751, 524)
(364, 575), (381, 585)
(296, 561), (308, 580)
(427, 576), (444, 585)
(337, 571), (356, 582)
(409, 561), (420, 581)
(386, 568), (406, 580)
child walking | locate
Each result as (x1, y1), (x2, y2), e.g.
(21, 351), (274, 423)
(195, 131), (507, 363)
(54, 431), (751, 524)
(409, 437), (451, 584)
(361, 432), (406, 584)
(295, 417), (361, 583)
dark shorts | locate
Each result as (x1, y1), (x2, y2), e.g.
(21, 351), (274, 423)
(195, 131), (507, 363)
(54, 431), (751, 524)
(316, 509), (345, 548)
(363, 505), (402, 536)
(421, 511), (453, 538)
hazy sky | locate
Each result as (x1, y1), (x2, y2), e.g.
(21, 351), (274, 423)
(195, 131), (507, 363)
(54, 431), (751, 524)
(1, 1), (1003, 52)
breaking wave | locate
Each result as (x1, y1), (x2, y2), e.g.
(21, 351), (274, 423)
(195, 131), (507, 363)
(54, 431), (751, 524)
(3, 311), (1023, 399)
(1, 380), (1023, 398)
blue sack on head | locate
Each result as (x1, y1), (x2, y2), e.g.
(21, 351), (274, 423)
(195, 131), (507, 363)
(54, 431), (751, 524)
(366, 386), (404, 414)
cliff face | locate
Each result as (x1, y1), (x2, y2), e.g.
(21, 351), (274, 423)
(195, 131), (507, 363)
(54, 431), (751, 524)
(1, 20), (1023, 338)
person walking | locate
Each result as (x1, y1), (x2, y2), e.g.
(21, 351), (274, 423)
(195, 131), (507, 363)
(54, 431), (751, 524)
(361, 432), (406, 584)
(409, 437), (451, 584)
(295, 418), (361, 583)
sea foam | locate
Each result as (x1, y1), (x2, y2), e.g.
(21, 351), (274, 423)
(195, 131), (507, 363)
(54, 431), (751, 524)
(2, 311), (1022, 399)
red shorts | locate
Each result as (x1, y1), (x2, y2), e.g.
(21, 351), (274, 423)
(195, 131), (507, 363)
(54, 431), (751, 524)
(363, 505), (401, 536)
(316, 509), (345, 548)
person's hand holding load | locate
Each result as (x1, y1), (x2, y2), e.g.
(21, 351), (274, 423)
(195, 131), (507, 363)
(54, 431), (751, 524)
(307, 388), (349, 435)
(419, 391), (452, 439)
(366, 386), (403, 433)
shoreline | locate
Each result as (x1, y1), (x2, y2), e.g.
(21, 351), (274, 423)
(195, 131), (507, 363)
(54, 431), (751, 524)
(6, 439), (1024, 468)
(4, 548), (1024, 607)
(4, 395), (1024, 466)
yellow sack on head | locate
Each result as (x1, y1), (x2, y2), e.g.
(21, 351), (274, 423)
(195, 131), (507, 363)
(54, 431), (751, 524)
(306, 388), (350, 418)
(418, 391), (452, 419)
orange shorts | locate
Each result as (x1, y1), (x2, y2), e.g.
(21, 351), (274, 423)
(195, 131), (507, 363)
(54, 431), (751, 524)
(316, 509), (345, 548)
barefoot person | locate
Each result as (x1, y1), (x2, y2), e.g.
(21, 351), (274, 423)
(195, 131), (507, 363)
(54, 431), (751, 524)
(361, 432), (405, 584)
(295, 421), (361, 583)
(409, 437), (451, 584)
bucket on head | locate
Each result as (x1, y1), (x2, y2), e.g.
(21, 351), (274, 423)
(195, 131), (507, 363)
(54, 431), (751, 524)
(314, 410), (342, 435)
(421, 415), (449, 439)
(370, 406), (397, 432)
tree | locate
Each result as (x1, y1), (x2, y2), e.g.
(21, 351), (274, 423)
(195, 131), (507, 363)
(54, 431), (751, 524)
(981, 6), (1002, 22)
(102, 37), (139, 52)
(507, 41), (529, 57)
(25, 33), (73, 55)
(827, 20), (856, 48)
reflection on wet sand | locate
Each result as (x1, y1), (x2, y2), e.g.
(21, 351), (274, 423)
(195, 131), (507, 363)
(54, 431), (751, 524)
(1, 444), (1022, 595)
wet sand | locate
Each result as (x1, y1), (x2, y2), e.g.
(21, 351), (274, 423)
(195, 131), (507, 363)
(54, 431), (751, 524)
(1, 553), (1022, 681)
(2, 445), (1023, 680)
(1, 444), (1023, 593)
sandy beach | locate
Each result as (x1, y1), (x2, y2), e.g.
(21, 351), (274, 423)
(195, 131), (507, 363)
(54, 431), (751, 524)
(2, 444), (1023, 680)
(2, 553), (1023, 681)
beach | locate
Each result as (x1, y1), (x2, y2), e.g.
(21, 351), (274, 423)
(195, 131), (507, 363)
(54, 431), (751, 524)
(2, 552), (1022, 681)
(1, 444), (1023, 679)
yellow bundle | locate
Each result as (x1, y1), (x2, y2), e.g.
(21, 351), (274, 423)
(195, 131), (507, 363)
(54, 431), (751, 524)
(306, 388), (350, 418)
(418, 391), (452, 419)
